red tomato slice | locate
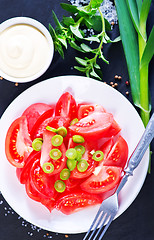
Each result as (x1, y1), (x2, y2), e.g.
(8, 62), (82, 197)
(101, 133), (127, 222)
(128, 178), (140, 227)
(40, 130), (66, 175)
(16, 151), (40, 184)
(5, 116), (33, 168)
(25, 176), (56, 212)
(30, 158), (56, 199)
(103, 136), (128, 169)
(65, 178), (84, 191)
(55, 92), (77, 121)
(47, 116), (70, 129)
(100, 138), (114, 160)
(56, 190), (102, 215)
(30, 108), (54, 140)
(81, 166), (122, 195)
(78, 103), (106, 119)
(22, 103), (53, 132)
(69, 112), (121, 140)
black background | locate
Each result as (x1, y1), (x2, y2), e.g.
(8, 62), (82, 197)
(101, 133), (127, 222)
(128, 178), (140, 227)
(0, 1), (154, 240)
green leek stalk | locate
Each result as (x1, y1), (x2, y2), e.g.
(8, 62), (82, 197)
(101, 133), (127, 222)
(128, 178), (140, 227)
(114, 0), (154, 127)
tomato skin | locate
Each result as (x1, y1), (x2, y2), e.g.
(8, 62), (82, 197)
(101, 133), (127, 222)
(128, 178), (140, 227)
(103, 136), (128, 169)
(5, 116), (32, 168)
(78, 104), (106, 119)
(30, 108), (54, 140)
(25, 176), (56, 212)
(69, 112), (121, 140)
(30, 158), (56, 198)
(16, 151), (40, 184)
(22, 103), (52, 132)
(56, 190), (102, 215)
(80, 166), (122, 195)
(55, 92), (77, 121)
(99, 138), (114, 161)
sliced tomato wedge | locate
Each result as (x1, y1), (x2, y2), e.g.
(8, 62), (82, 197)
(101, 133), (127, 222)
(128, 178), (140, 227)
(47, 116), (70, 129)
(99, 138), (114, 160)
(5, 116), (33, 168)
(40, 130), (66, 175)
(81, 166), (122, 196)
(22, 103), (53, 132)
(25, 175), (56, 212)
(65, 178), (84, 191)
(103, 136), (128, 169)
(78, 103), (106, 119)
(55, 92), (77, 121)
(16, 151), (40, 184)
(30, 158), (56, 198)
(56, 190), (102, 215)
(30, 108), (54, 140)
(69, 112), (121, 140)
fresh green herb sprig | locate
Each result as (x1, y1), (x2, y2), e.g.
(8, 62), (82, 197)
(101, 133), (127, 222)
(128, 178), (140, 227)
(49, 0), (120, 80)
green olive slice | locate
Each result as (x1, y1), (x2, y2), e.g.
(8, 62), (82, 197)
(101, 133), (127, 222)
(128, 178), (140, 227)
(51, 135), (63, 146)
(77, 159), (88, 172)
(49, 148), (62, 160)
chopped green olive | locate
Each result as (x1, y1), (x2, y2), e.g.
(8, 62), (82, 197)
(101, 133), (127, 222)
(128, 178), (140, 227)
(75, 145), (85, 155)
(92, 150), (104, 161)
(51, 135), (63, 146)
(72, 135), (85, 143)
(49, 148), (62, 160)
(56, 126), (67, 137)
(66, 148), (77, 160)
(77, 159), (88, 172)
(42, 162), (54, 174)
(46, 126), (57, 132)
(32, 138), (43, 151)
(70, 118), (79, 125)
(54, 180), (66, 193)
(60, 168), (71, 180)
(67, 159), (77, 171)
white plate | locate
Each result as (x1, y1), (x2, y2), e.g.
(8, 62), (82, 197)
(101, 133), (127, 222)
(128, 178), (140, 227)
(0, 75), (149, 234)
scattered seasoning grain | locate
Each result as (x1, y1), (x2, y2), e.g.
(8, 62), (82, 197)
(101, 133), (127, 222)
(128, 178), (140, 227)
(15, 82), (19, 86)
(118, 75), (122, 80)
(65, 234), (69, 238)
(114, 75), (118, 79)
(114, 82), (118, 87)
(125, 81), (129, 85)
(0, 76), (3, 80)
(126, 91), (129, 95)
(110, 81), (114, 85)
(111, 21), (115, 26)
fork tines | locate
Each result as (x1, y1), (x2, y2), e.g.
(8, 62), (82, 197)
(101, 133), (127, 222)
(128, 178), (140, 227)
(83, 210), (114, 240)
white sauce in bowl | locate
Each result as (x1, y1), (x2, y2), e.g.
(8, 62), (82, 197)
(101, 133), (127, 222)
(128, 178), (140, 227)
(0, 24), (51, 78)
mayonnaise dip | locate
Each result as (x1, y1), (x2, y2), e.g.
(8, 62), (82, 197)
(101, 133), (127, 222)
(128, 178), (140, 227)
(0, 24), (51, 78)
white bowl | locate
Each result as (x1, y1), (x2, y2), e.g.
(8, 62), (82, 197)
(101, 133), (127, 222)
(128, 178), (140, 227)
(0, 75), (149, 233)
(0, 17), (54, 83)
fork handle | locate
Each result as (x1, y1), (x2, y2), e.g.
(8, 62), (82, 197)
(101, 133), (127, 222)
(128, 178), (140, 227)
(117, 112), (154, 194)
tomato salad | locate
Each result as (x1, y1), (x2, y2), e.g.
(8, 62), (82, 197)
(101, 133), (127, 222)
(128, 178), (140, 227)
(5, 92), (128, 214)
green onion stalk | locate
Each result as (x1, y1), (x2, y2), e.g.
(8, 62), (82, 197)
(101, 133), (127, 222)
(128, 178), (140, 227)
(115, 0), (154, 127)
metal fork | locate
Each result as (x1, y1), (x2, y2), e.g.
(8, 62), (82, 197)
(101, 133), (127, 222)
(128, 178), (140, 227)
(83, 112), (154, 240)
